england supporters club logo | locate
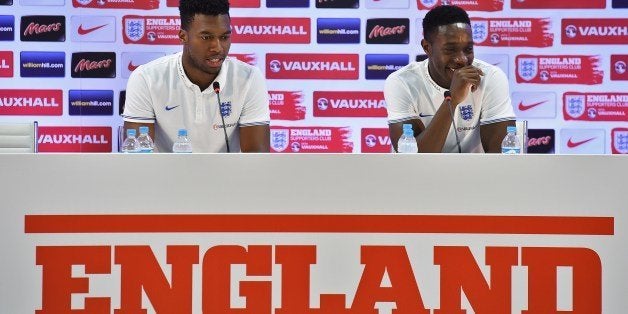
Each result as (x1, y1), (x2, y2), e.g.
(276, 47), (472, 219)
(270, 129), (289, 152)
(517, 58), (538, 81)
(564, 95), (585, 119)
(125, 18), (144, 42)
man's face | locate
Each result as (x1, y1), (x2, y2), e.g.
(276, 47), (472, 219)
(422, 23), (474, 88)
(179, 13), (231, 76)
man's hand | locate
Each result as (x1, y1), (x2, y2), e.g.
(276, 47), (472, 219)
(449, 65), (484, 105)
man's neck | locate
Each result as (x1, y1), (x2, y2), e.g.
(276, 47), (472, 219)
(181, 56), (217, 91)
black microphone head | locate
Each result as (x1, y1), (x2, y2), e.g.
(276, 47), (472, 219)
(212, 81), (220, 93)
(444, 90), (451, 98)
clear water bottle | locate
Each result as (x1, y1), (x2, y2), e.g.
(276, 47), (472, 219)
(501, 125), (521, 154)
(121, 129), (140, 153)
(397, 123), (418, 153)
(172, 129), (193, 153)
(137, 126), (154, 153)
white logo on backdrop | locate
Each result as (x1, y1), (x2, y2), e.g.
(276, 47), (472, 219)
(518, 58), (538, 81)
(125, 18), (145, 42)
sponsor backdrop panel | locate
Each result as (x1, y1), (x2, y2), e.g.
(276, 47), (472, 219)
(0, 0), (626, 153)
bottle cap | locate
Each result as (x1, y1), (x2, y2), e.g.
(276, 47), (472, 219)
(139, 126), (149, 134)
(126, 129), (136, 137)
(507, 126), (516, 133)
(403, 124), (412, 131)
(178, 129), (187, 137)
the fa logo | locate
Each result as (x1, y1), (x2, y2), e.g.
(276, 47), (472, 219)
(220, 101), (232, 117)
(459, 105), (473, 121)
(270, 129), (289, 152)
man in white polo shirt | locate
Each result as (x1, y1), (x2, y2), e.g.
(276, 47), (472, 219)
(122, 0), (270, 152)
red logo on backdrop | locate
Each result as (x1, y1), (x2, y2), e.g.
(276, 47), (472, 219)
(167, 0), (259, 6)
(269, 91), (306, 121)
(38, 126), (112, 152)
(472, 18), (553, 47)
(73, 0), (158, 9)
(563, 92), (628, 122)
(266, 53), (359, 80)
(313, 91), (387, 117)
(511, 0), (604, 8)
(562, 19), (628, 45)
(417, 0), (504, 11)
(611, 128), (628, 154)
(123, 16), (181, 45)
(611, 55), (628, 81)
(228, 54), (257, 65)
(361, 128), (391, 153)
(0, 89), (62, 116)
(231, 18), (310, 43)
(0, 51), (12, 77)
(270, 126), (353, 153)
(516, 55), (603, 85)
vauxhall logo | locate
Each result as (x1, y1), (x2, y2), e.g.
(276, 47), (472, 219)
(233, 25), (307, 35)
(269, 60), (356, 72)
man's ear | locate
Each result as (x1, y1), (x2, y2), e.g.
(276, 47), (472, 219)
(179, 29), (187, 44)
(421, 39), (431, 56)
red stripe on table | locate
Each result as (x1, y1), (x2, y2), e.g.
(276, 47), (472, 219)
(24, 214), (613, 235)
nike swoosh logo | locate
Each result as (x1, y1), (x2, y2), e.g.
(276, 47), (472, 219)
(567, 137), (595, 148)
(77, 24), (108, 35)
(128, 61), (139, 71)
(165, 105), (180, 111)
(419, 113), (434, 117)
(518, 100), (547, 111)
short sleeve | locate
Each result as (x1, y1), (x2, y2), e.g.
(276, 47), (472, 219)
(238, 66), (270, 127)
(384, 73), (419, 124)
(122, 67), (156, 123)
(480, 67), (515, 125)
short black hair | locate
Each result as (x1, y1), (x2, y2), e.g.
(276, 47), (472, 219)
(179, 0), (230, 30)
(422, 5), (470, 43)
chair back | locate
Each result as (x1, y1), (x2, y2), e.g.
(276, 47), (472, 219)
(516, 120), (528, 154)
(0, 121), (38, 153)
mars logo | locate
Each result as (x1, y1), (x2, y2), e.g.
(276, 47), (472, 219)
(0, 51), (12, 77)
(313, 91), (387, 117)
(37, 126), (112, 152)
(611, 128), (628, 154)
(0, 89), (62, 115)
(231, 18), (310, 43)
(562, 19), (628, 45)
(564, 94), (585, 119)
(517, 57), (538, 81)
(266, 53), (359, 80)
(564, 25), (577, 38)
(527, 129), (555, 154)
(71, 52), (116, 78)
(365, 18), (409, 44)
(361, 128), (391, 153)
(20, 16), (65, 42)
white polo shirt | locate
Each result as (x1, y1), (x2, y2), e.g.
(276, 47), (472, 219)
(123, 52), (270, 152)
(385, 58), (515, 153)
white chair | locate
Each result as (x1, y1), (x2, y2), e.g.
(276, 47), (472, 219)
(516, 120), (528, 154)
(0, 121), (38, 153)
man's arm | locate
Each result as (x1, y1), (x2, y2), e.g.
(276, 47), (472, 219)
(480, 120), (514, 153)
(240, 124), (269, 152)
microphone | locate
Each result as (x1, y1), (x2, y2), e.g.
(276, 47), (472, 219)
(212, 81), (231, 153)
(444, 91), (462, 153)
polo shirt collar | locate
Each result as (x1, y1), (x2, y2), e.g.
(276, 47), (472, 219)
(177, 52), (230, 93)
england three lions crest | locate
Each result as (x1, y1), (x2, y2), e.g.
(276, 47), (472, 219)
(565, 95), (585, 119)
(517, 57), (538, 82)
(471, 20), (489, 44)
(124, 18), (145, 42)
(270, 129), (289, 152)
(220, 101), (232, 117)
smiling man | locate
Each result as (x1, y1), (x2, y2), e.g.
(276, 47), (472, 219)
(385, 5), (515, 153)
(122, 0), (270, 153)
